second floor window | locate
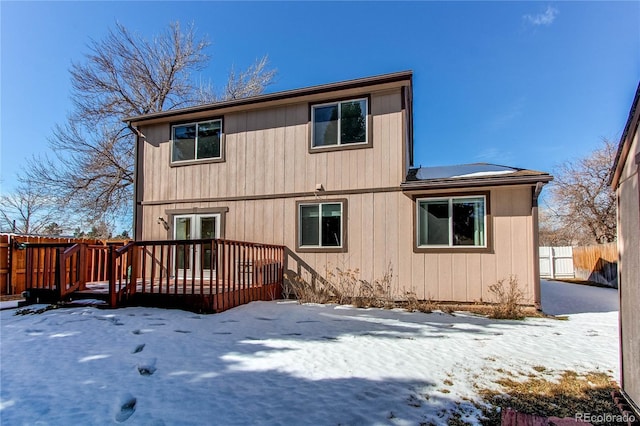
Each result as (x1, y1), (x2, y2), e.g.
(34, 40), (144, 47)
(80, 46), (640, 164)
(172, 119), (222, 163)
(311, 98), (368, 148)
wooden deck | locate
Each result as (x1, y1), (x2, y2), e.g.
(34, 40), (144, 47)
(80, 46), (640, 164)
(21, 238), (285, 313)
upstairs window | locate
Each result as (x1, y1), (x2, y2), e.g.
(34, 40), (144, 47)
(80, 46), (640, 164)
(172, 119), (222, 163)
(311, 98), (368, 148)
(417, 196), (486, 247)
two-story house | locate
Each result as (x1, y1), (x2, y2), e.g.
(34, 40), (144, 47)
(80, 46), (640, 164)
(125, 71), (552, 306)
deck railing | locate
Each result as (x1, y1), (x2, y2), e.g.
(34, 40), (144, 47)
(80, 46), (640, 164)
(23, 238), (285, 312)
(126, 238), (284, 312)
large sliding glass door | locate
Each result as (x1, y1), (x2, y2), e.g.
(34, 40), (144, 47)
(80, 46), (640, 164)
(174, 214), (220, 278)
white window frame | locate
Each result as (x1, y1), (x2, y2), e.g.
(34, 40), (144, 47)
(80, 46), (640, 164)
(171, 118), (223, 164)
(311, 98), (369, 149)
(298, 202), (344, 248)
(416, 195), (487, 248)
(173, 213), (221, 277)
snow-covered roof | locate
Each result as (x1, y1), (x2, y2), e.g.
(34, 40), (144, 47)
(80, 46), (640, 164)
(403, 162), (552, 190)
(415, 163), (519, 180)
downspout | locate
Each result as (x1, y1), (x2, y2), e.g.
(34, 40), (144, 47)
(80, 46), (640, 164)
(127, 122), (145, 241)
(532, 181), (545, 310)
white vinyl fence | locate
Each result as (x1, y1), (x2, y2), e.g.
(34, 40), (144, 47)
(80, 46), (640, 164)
(539, 246), (575, 279)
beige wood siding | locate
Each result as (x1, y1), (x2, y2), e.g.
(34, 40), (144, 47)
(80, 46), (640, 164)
(617, 128), (640, 408)
(140, 90), (405, 205)
(140, 184), (537, 304)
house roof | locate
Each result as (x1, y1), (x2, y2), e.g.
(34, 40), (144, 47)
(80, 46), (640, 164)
(610, 80), (640, 189)
(402, 163), (552, 190)
(124, 70), (413, 125)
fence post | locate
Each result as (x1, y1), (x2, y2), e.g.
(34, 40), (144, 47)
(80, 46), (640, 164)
(549, 247), (556, 279)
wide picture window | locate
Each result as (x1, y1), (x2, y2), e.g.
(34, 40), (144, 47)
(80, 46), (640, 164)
(299, 202), (343, 248)
(172, 119), (222, 163)
(312, 98), (367, 148)
(417, 196), (486, 247)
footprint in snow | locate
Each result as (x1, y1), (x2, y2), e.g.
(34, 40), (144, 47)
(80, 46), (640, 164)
(149, 323), (165, 326)
(132, 344), (145, 354)
(296, 320), (318, 324)
(213, 331), (231, 335)
(137, 358), (157, 376)
(255, 317), (274, 321)
(221, 319), (238, 323)
(283, 332), (301, 336)
(174, 330), (191, 334)
(131, 330), (142, 335)
(115, 394), (137, 423)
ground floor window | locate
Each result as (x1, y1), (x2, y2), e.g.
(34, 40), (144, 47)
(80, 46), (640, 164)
(297, 201), (345, 250)
(417, 196), (486, 247)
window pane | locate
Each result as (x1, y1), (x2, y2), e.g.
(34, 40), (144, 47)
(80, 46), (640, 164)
(313, 105), (338, 147)
(340, 100), (366, 144)
(300, 205), (320, 246)
(173, 125), (196, 162)
(197, 121), (221, 159)
(452, 198), (485, 246)
(175, 217), (191, 269)
(418, 201), (449, 245)
(199, 217), (217, 270)
(321, 203), (342, 247)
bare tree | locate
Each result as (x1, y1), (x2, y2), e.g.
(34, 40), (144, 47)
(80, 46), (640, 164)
(0, 179), (61, 235)
(542, 139), (617, 245)
(25, 21), (276, 227)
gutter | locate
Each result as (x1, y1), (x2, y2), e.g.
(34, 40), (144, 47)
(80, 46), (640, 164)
(400, 174), (553, 191)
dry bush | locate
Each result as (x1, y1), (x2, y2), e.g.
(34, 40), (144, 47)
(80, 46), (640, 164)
(488, 275), (525, 320)
(404, 291), (435, 313)
(283, 272), (332, 304)
(284, 263), (396, 308)
(329, 264), (395, 308)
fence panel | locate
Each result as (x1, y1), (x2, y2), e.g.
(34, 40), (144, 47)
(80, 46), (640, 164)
(539, 246), (574, 279)
(573, 242), (618, 287)
(0, 235), (8, 294)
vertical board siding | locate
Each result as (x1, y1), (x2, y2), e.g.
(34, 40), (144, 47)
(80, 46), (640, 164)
(140, 185), (537, 304)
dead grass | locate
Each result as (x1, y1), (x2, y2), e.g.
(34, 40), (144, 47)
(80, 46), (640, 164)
(476, 370), (620, 425)
(0, 294), (24, 302)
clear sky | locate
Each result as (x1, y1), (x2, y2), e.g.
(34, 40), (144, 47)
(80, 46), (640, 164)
(1, 1), (639, 198)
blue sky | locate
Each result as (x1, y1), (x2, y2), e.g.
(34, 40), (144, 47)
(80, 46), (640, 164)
(1, 1), (639, 198)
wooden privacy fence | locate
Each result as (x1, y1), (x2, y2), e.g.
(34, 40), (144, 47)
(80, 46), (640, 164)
(18, 238), (284, 313)
(539, 243), (618, 288)
(573, 242), (618, 287)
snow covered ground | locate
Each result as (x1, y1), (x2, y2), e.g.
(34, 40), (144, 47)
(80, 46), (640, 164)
(0, 280), (618, 425)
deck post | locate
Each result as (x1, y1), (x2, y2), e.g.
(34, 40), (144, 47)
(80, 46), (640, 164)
(108, 245), (116, 308)
(55, 247), (65, 300)
(130, 244), (138, 297)
(78, 243), (87, 291)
